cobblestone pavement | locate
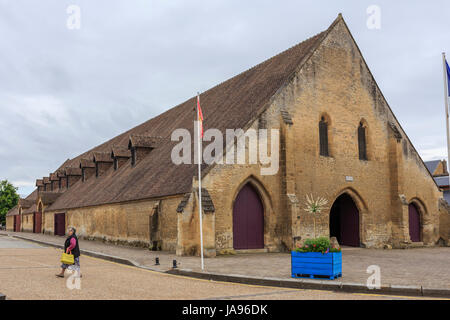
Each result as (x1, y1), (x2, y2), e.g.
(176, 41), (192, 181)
(2, 231), (450, 290)
(0, 235), (439, 300)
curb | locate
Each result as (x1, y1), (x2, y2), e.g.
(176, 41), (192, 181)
(166, 270), (450, 299)
(9, 234), (450, 299)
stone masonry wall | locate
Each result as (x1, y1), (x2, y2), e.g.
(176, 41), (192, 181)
(6, 216), (14, 231)
(43, 195), (182, 251)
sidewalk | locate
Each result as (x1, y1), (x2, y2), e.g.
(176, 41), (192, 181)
(2, 230), (450, 297)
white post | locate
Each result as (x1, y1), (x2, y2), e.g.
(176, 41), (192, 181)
(442, 53), (450, 184)
(197, 93), (205, 271)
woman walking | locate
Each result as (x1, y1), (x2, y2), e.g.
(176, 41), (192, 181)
(56, 227), (81, 278)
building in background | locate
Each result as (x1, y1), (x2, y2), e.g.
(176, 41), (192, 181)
(425, 160), (450, 203)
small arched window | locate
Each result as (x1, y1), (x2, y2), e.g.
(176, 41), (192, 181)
(319, 117), (329, 157)
(95, 163), (99, 177)
(358, 122), (367, 161)
(114, 158), (118, 171)
(81, 168), (86, 182)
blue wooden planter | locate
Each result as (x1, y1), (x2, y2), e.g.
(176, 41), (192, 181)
(291, 251), (342, 280)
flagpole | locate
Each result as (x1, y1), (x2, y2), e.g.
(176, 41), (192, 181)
(442, 53), (450, 184)
(197, 92), (205, 271)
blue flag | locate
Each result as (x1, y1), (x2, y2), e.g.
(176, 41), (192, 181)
(447, 60), (450, 97)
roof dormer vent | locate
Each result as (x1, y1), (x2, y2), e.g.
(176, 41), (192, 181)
(128, 135), (162, 167)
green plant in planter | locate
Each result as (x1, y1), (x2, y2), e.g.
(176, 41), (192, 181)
(295, 237), (341, 254)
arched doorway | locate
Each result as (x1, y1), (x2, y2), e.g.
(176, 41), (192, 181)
(408, 203), (421, 242)
(329, 193), (360, 247)
(233, 183), (264, 250)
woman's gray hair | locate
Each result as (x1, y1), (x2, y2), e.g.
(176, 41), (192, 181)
(68, 226), (76, 234)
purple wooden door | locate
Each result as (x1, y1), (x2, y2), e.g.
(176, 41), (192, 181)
(33, 213), (42, 233)
(54, 213), (66, 236)
(14, 215), (20, 232)
(233, 184), (264, 250)
(330, 194), (360, 247)
(339, 195), (360, 247)
(408, 204), (421, 242)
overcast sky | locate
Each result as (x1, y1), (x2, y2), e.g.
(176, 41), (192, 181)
(1, 0), (449, 196)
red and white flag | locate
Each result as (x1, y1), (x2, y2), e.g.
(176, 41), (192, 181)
(197, 95), (204, 138)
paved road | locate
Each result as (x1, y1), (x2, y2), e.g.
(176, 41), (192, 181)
(0, 235), (440, 300)
(5, 230), (450, 290)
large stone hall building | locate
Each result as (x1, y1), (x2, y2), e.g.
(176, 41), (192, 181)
(6, 15), (450, 255)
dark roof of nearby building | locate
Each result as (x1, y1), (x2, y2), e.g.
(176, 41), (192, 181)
(41, 16), (332, 212)
(435, 176), (450, 187)
(425, 160), (440, 175)
(444, 190), (450, 204)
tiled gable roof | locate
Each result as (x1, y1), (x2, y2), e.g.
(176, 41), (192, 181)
(200, 188), (215, 213)
(176, 193), (191, 213)
(425, 160), (440, 176)
(25, 189), (38, 201)
(6, 205), (19, 217)
(128, 135), (163, 149)
(40, 192), (63, 205)
(43, 17), (335, 211)
(434, 176), (449, 188)
(19, 198), (34, 209)
(23, 203), (37, 215)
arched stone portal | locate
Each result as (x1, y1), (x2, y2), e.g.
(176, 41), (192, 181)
(329, 193), (360, 247)
(233, 183), (264, 250)
(408, 203), (421, 242)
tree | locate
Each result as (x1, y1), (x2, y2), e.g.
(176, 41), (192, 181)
(0, 180), (19, 225)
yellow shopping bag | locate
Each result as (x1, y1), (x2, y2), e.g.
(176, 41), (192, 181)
(61, 252), (74, 265)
